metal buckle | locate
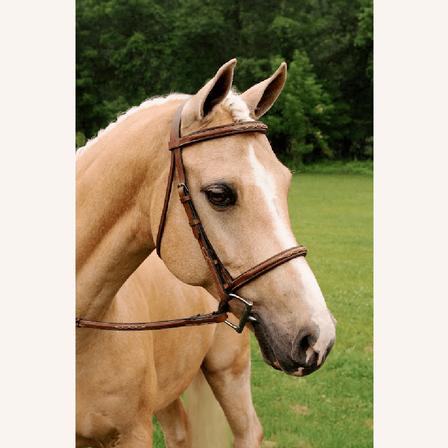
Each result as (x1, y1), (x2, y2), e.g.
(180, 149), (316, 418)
(224, 293), (256, 333)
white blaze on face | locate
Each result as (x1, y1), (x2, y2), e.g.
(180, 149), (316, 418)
(246, 143), (297, 248)
(246, 144), (335, 364)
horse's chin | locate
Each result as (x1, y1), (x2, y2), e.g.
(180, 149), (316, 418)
(251, 315), (321, 377)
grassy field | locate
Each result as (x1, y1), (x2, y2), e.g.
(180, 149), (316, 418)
(154, 172), (373, 447)
(252, 173), (373, 448)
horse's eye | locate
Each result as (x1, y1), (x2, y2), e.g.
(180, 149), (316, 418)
(203, 183), (236, 209)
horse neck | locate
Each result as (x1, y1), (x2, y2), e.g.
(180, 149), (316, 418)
(76, 99), (182, 319)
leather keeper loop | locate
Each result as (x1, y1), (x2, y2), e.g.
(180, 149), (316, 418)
(180, 194), (192, 203)
(189, 218), (201, 227)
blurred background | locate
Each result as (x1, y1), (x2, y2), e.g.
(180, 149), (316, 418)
(76, 0), (372, 169)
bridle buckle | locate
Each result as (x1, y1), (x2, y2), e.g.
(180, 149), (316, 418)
(223, 293), (255, 333)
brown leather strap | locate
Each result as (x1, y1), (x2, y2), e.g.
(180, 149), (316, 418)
(156, 105), (183, 257)
(228, 246), (308, 292)
(76, 310), (228, 331)
(169, 121), (268, 150)
(156, 103), (268, 301)
(155, 150), (175, 257)
(173, 147), (232, 301)
(156, 105), (267, 258)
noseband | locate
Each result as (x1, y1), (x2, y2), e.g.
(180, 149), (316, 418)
(76, 104), (307, 333)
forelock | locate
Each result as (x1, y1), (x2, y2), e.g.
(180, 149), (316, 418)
(222, 90), (253, 122)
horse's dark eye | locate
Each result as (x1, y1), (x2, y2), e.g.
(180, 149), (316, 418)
(203, 183), (236, 209)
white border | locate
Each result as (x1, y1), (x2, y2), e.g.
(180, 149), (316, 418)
(1, 0), (448, 446)
(0, 1), (75, 445)
(375, 1), (448, 446)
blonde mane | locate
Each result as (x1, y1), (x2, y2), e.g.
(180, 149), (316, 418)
(76, 90), (252, 157)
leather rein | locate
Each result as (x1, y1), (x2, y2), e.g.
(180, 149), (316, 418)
(76, 104), (307, 333)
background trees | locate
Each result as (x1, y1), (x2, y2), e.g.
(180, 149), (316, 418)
(77, 0), (372, 165)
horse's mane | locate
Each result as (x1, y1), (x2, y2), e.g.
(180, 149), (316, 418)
(76, 90), (252, 158)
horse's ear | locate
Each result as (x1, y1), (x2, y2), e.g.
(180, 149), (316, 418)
(241, 62), (287, 119)
(182, 59), (236, 126)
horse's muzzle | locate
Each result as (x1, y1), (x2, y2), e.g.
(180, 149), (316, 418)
(251, 314), (335, 377)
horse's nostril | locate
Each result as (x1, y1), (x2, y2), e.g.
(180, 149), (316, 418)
(292, 331), (317, 366)
(299, 334), (311, 352)
(299, 335), (315, 364)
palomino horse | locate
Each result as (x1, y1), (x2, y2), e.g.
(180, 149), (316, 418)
(77, 59), (336, 447)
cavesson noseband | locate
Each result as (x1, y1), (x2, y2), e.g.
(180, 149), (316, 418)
(76, 104), (307, 333)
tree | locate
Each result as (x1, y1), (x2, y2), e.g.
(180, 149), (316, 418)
(264, 52), (334, 165)
(76, 0), (373, 163)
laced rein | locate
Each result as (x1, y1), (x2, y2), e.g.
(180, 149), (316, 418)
(76, 104), (307, 332)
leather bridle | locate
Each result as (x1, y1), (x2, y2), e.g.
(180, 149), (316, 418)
(76, 104), (307, 333)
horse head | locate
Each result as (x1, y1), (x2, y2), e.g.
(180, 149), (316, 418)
(156, 60), (336, 376)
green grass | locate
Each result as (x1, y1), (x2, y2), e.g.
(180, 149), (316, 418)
(252, 173), (373, 448)
(293, 160), (373, 176)
(154, 173), (373, 447)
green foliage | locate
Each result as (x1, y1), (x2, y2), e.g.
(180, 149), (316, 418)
(264, 51), (334, 164)
(77, 0), (373, 163)
(295, 160), (373, 175)
(355, 1), (374, 82)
